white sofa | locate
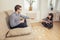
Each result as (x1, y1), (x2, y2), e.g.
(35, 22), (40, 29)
(0, 10), (35, 40)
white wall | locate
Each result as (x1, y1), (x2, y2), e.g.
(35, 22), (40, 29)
(40, 0), (48, 20)
(1, 0), (57, 21)
(0, 0), (23, 12)
(25, 0), (49, 21)
(56, 0), (60, 21)
(57, 0), (60, 12)
(48, 0), (56, 11)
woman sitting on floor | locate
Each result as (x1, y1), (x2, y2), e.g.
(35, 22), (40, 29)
(41, 13), (54, 29)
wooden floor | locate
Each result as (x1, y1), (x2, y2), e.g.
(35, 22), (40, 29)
(31, 22), (60, 40)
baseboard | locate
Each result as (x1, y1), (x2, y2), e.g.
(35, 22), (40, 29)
(53, 21), (60, 22)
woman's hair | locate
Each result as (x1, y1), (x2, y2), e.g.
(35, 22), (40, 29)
(47, 13), (54, 21)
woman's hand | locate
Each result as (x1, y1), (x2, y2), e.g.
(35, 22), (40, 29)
(45, 21), (50, 23)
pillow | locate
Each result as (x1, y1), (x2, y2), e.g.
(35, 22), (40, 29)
(7, 26), (33, 37)
(0, 12), (9, 40)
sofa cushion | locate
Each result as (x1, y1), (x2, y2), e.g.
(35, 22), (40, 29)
(7, 19), (32, 37)
(7, 26), (33, 37)
(4, 10), (13, 16)
(5, 33), (35, 40)
(0, 12), (9, 40)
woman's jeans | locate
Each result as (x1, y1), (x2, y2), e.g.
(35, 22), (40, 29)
(42, 22), (53, 29)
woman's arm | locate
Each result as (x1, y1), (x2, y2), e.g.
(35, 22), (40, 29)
(40, 19), (50, 23)
(48, 20), (53, 23)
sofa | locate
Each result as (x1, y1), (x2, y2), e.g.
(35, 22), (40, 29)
(0, 10), (35, 40)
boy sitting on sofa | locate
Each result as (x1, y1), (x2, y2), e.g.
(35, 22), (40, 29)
(9, 5), (34, 29)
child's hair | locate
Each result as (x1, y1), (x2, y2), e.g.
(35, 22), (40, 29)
(47, 13), (54, 20)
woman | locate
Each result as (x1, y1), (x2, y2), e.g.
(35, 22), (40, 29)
(41, 13), (53, 29)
